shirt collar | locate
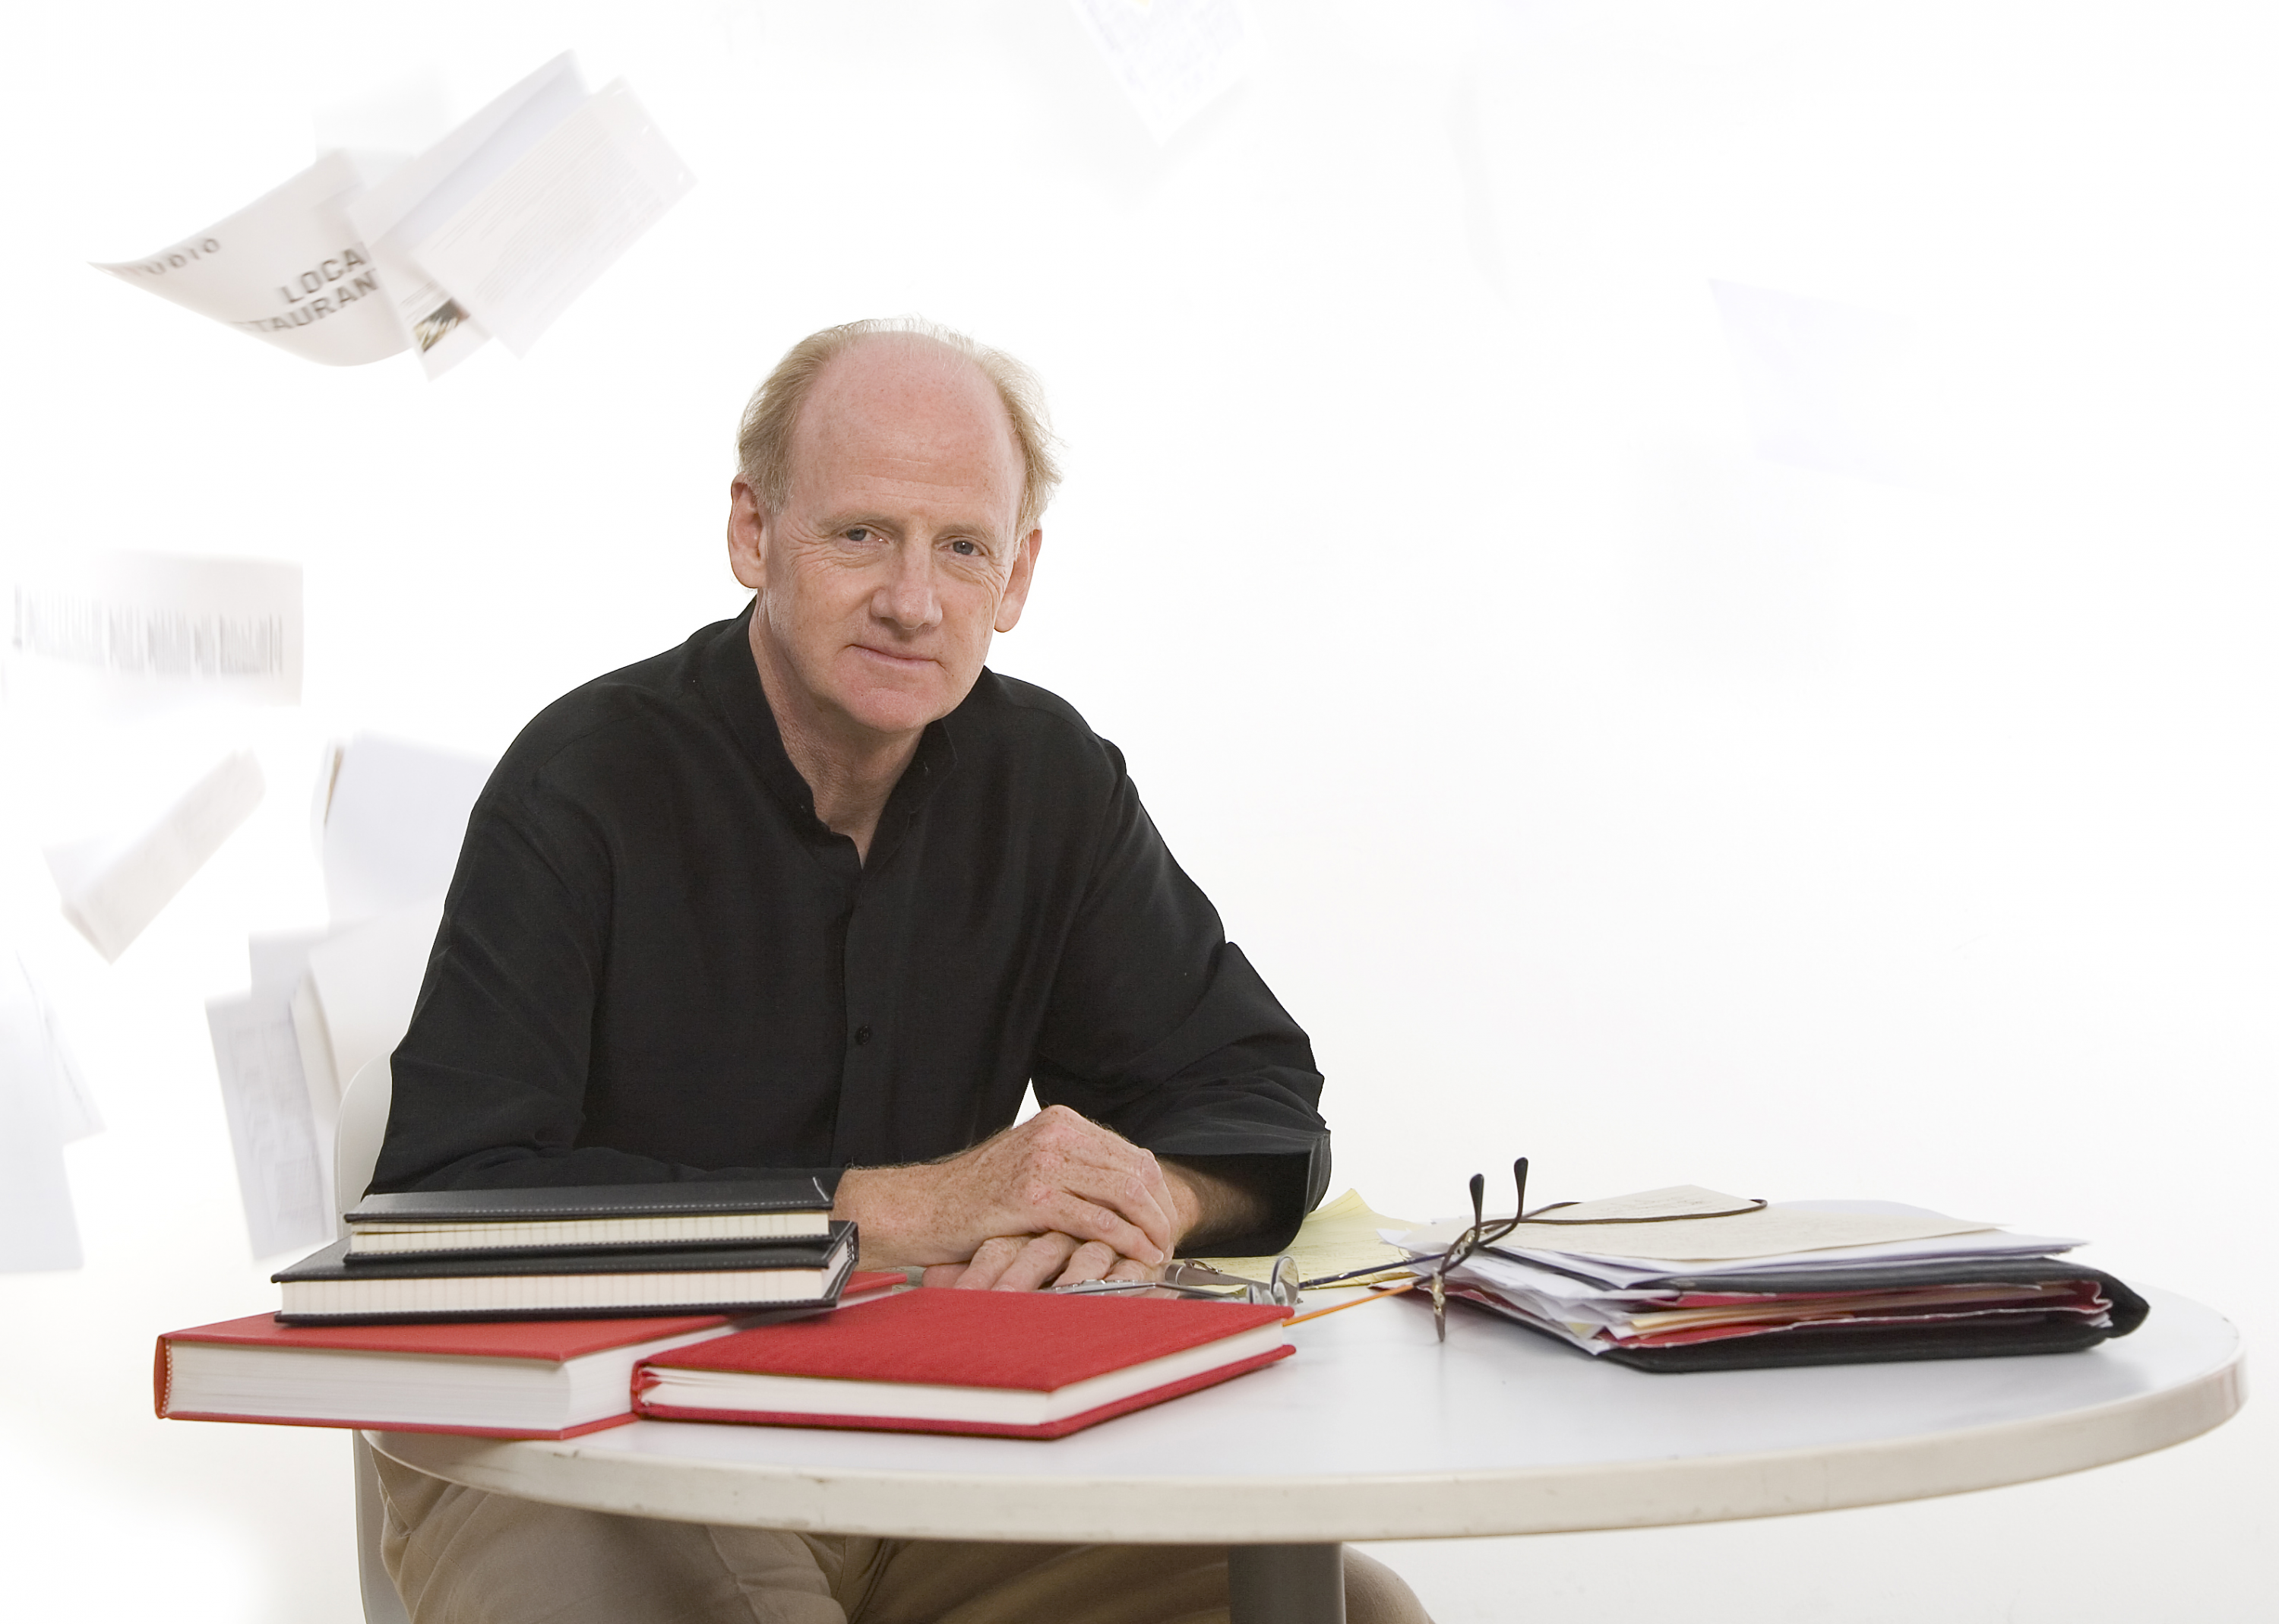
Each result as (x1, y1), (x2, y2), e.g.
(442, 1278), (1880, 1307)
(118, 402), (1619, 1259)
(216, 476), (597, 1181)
(700, 600), (959, 855)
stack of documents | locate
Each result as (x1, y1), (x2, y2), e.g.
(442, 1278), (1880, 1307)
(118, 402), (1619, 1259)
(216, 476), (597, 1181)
(1394, 1188), (2150, 1372)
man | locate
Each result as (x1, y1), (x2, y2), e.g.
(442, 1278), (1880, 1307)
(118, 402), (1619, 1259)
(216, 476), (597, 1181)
(371, 319), (1431, 1622)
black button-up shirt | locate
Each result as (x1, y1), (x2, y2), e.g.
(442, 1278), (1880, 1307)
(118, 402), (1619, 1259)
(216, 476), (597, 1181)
(373, 606), (1329, 1253)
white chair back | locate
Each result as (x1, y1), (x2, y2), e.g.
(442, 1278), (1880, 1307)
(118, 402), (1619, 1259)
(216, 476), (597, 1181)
(334, 1054), (395, 1233)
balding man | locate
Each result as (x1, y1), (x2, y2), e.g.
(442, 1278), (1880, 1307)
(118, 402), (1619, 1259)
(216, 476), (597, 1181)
(370, 320), (1431, 1622)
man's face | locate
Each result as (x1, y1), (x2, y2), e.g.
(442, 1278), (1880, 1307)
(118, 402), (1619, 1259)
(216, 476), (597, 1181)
(729, 337), (1040, 750)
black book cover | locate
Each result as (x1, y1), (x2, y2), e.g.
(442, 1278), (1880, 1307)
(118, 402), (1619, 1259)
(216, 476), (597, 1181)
(346, 1177), (833, 1225)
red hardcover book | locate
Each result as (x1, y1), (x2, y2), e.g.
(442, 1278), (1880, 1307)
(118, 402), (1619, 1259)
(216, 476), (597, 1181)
(157, 1272), (906, 1438)
(634, 1287), (1294, 1439)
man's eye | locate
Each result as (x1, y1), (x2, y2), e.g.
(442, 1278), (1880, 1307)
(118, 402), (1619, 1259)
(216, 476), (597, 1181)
(846, 527), (874, 543)
(950, 539), (978, 556)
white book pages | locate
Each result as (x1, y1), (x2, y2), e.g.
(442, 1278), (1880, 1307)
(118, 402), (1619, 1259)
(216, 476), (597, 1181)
(207, 987), (332, 1257)
(1710, 280), (1936, 486)
(290, 897), (444, 1148)
(407, 81), (694, 357)
(92, 150), (408, 366)
(0, 956), (100, 1143)
(345, 53), (590, 378)
(1068, 0), (1251, 144)
(5, 551), (302, 712)
(0, 983), (83, 1272)
(316, 734), (493, 926)
(43, 751), (267, 962)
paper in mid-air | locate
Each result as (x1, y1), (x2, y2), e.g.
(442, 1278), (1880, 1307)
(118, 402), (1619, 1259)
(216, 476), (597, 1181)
(93, 55), (691, 377)
(5, 550), (302, 712)
(94, 150), (409, 366)
(1068, 0), (1251, 144)
(43, 751), (267, 963)
(345, 52), (693, 375)
(207, 943), (333, 1257)
(0, 959), (88, 1272)
(316, 733), (494, 925)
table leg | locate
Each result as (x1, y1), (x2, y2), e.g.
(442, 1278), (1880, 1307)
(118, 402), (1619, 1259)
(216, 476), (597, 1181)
(1228, 1542), (1345, 1624)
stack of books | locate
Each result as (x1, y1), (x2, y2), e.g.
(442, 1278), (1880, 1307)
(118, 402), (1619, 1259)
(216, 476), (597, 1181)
(157, 1178), (884, 1438)
(283, 1179), (858, 1322)
(1399, 1187), (2151, 1372)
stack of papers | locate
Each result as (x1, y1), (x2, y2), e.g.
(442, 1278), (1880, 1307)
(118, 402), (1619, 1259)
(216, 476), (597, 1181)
(1391, 1187), (2146, 1371)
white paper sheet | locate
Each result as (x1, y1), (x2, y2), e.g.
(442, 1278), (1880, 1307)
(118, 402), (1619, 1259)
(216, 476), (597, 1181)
(1710, 280), (1933, 486)
(1069, 0), (1251, 144)
(43, 751), (266, 962)
(207, 980), (332, 1256)
(345, 53), (590, 378)
(0, 962), (84, 1272)
(5, 551), (302, 712)
(290, 897), (442, 1151)
(316, 733), (493, 926)
(0, 955), (100, 1144)
(93, 150), (408, 366)
(408, 80), (693, 357)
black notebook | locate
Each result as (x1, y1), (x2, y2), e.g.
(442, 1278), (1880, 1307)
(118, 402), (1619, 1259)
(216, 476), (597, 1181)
(275, 1223), (857, 1323)
(343, 1178), (835, 1259)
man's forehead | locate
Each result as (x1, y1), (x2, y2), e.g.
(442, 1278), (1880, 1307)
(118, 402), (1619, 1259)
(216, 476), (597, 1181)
(792, 336), (1023, 508)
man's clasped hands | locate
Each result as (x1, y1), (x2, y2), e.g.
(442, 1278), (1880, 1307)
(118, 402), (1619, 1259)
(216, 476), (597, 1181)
(830, 1104), (1255, 1291)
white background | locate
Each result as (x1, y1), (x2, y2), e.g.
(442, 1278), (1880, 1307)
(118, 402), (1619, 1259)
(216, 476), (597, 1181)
(1, 3), (2270, 1619)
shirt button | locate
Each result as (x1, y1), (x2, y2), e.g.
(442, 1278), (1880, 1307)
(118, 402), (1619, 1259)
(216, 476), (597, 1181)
(852, 1025), (873, 1046)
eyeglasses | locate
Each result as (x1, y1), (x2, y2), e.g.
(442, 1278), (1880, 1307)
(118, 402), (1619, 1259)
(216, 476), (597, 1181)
(1404, 1159), (1771, 1340)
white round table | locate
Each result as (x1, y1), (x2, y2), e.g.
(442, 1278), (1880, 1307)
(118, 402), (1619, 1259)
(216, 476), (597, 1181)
(374, 1285), (2243, 1623)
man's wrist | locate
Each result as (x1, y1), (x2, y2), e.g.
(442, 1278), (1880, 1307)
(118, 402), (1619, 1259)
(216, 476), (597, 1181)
(1158, 1156), (1271, 1256)
(832, 1164), (934, 1269)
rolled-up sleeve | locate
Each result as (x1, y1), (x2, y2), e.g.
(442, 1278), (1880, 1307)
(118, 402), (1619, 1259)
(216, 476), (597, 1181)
(1030, 760), (1329, 1253)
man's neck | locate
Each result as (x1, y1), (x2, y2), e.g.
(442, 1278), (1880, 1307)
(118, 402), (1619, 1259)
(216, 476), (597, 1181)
(748, 622), (919, 863)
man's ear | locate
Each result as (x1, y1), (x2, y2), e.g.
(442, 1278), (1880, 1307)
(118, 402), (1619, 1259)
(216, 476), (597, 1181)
(994, 529), (1044, 633)
(727, 479), (767, 591)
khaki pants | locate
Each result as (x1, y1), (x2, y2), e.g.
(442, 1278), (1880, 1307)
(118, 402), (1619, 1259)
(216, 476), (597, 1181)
(378, 1455), (1431, 1624)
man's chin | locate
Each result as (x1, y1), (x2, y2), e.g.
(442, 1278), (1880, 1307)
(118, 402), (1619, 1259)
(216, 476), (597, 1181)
(836, 681), (964, 740)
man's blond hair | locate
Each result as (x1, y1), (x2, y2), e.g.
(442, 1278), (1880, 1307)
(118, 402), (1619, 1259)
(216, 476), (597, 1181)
(735, 318), (1062, 538)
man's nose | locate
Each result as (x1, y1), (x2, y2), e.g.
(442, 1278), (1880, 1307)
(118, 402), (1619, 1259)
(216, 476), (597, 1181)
(874, 542), (942, 630)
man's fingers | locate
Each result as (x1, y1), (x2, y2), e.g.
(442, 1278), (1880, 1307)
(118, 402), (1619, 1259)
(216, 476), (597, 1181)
(953, 1235), (1035, 1291)
(921, 1262), (968, 1288)
(1028, 1193), (1167, 1267)
(1102, 1253), (1158, 1284)
(988, 1233), (1085, 1293)
(1048, 1239), (1125, 1288)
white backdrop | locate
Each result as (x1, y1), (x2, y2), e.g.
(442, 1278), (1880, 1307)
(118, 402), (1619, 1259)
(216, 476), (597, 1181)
(0, 4), (2270, 1619)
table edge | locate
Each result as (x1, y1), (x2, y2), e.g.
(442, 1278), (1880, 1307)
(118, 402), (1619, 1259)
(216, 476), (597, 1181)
(371, 1337), (2246, 1543)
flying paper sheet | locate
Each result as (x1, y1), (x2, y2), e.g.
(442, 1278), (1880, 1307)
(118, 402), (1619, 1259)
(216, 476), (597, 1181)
(5, 551), (302, 712)
(43, 751), (267, 962)
(94, 150), (408, 365)
(1068, 0), (1251, 144)
(344, 53), (589, 377)
(0, 956), (100, 1144)
(0, 1048), (82, 1273)
(347, 57), (692, 368)
(0, 959), (85, 1272)
(207, 937), (332, 1256)
(318, 733), (493, 925)
(290, 897), (442, 1152)
(1710, 280), (1933, 486)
